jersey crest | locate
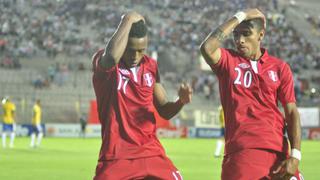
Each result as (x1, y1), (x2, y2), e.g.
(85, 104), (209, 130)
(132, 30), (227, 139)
(268, 70), (278, 82)
(143, 73), (153, 87)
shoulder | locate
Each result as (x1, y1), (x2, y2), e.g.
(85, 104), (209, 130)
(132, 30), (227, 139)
(219, 48), (243, 64)
(221, 48), (240, 57)
(267, 55), (290, 70)
(92, 49), (104, 62)
(142, 55), (158, 68)
(143, 55), (157, 63)
(266, 54), (294, 82)
(92, 49), (105, 70)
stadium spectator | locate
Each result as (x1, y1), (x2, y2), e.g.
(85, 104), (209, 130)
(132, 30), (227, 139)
(1, 96), (16, 148)
(92, 11), (191, 180)
(30, 99), (43, 148)
(200, 9), (303, 179)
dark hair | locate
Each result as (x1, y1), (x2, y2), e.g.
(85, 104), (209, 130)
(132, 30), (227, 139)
(240, 18), (265, 31)
(129, 20), (147, 38)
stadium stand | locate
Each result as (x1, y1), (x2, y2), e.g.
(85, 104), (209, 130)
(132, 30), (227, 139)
(0, 0), (319, 124)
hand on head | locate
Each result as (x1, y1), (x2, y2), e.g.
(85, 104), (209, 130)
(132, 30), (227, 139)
(244, 8), (266, 29)
(122, 11), (145, 23)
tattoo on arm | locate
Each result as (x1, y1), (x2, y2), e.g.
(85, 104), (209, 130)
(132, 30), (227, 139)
(212, 28), (226, 42)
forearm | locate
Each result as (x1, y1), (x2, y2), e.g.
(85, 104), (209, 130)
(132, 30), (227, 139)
(200, 16), (240, 58)
(286, 110), (301, 150)
(157, 99), (184, 120)
(101, 17), (133, 67)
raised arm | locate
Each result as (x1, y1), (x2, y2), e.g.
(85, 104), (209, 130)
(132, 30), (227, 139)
(199, 9), (265, 66)
(154, 83), (192, 120)
(100, 12), (145, 69)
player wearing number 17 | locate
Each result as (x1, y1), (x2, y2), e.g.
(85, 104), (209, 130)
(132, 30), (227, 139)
(200, 9), (303, 179)
(92, 11), (192, 180)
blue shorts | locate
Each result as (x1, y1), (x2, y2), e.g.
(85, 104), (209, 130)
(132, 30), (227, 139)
(2, 123), (15, 132)
(220, 128), (225, 137)
(31, 124), (43, 134)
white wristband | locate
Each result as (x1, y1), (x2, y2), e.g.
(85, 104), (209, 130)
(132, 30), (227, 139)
(233, 11), (247, 23)
(291, 148), (301, 161)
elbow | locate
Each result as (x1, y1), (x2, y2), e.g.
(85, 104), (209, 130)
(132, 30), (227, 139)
(157, 110), (172, 120)
(200, 40), (218, 57)
(199, 41), (208, 56)
(103, 51), (116, 62)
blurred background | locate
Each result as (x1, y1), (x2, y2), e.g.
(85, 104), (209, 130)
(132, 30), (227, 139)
(1, 0), (320, 179)
(0, 0), (319, 132)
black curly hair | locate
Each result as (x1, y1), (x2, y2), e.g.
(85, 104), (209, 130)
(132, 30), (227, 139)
(129, 20), (147, 38)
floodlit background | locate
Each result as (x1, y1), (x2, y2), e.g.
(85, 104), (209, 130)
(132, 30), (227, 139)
(0, 0), (320, 179)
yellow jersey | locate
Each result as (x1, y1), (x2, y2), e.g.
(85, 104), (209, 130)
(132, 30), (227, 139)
(218, 106), (225, 128)
(2, 101), (16, 124)
(32, 104), (41, 125)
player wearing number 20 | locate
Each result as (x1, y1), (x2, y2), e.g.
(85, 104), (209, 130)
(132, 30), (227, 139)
(200, 9), (302, 180)
(92, 11), (192, 180)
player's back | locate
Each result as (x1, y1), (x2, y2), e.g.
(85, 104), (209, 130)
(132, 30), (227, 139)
(32, 104), (41, 125)
(2, 102), (15, 124)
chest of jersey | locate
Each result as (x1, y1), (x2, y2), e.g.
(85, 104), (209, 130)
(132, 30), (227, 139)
(230, 60), (281, 96)
(116, 66), (155, 99)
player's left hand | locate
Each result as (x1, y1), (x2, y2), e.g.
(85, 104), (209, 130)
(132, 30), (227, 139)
(273, 157), (299, 180)
(178, 83), (192, 105)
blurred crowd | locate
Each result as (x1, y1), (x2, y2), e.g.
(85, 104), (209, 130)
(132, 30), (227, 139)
(305, 14), (320, 36)
(1, 0), (319, 104)
(0, 0), (96, 63)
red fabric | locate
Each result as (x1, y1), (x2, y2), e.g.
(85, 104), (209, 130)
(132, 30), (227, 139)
(222, 149), (304, 180)
(94, 155), (182, 180)
(88, 100), (99, 124)
(92, 49), (165, 161)
(155, 110), (171, 128)
(211, 48), (296, 155)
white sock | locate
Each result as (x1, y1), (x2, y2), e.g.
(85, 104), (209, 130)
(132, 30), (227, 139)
(215, 139), (224, 156)
(2, 133), (6, 148)
(9, 132), (15, 148)
(36, 132), (43, 147)
(30, 133), (36, 147)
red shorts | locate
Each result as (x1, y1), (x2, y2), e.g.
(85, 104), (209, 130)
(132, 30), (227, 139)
(93, 155), (183, 180)
(221, 149), (304, 180)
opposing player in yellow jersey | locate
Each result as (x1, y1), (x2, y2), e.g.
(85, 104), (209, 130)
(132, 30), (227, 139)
(1, 97), (16, 148)
(30, 99), (43, 148)
(214, 105), (225, 157)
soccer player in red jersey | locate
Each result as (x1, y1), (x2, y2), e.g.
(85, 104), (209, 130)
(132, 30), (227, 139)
(200, 9), (303, 180)
(92, 11), (192, 180)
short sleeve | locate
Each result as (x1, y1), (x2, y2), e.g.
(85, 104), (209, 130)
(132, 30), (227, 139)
(210, 48), (230, 77)
(92, 49), (116, 80)
(278, 63), (296, 106)
(92, 49), (116, 72)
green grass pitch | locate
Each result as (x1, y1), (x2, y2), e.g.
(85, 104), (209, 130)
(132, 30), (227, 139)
(0, 138), (319, 180)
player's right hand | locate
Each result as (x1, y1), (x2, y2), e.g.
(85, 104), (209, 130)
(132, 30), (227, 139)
(122, 11), (145, 23)
(244, 8), (266, 28)
(272, 157), (299, 180)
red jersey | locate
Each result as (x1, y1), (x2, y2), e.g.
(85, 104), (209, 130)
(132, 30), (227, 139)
(92, 49), (165, 161)
(211, 48), (296, 155)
